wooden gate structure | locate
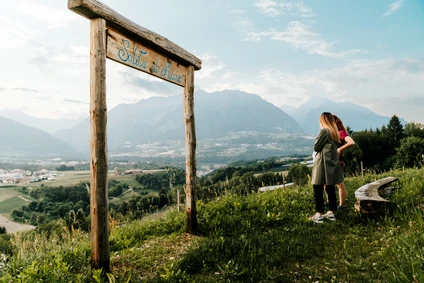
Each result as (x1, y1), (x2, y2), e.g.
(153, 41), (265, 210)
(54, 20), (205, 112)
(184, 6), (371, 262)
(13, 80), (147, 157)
(68, 0), (201, 272)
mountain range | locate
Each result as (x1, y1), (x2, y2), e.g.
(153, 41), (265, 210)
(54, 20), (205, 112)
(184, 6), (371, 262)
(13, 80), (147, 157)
(0, 116), (79, 158)
(0, 109), (83, 134)
(0, 90), (408, 160)
(281, 96), (407, 135)
(54, 89), (304, 154)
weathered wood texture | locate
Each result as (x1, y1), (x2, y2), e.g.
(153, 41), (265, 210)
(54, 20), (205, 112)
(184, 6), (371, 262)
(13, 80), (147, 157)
(258, 183), (294, 192)
(90, 18), (110, 272)
(68, 0), (201, 70)
(106, 28), (187, 87)
(354, 176), (398, 214)
(184, 66), (198, 233)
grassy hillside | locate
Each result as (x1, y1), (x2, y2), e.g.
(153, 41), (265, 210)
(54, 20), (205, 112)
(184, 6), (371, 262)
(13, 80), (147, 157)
(0, 187), (35, 219)
(0, 168), (423, 282)
(13, 170), (141, 189)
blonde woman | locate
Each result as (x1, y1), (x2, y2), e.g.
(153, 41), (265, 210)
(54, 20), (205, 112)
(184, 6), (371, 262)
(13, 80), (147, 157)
(332, 114), (355, 210)
(309, 112), (344, 223)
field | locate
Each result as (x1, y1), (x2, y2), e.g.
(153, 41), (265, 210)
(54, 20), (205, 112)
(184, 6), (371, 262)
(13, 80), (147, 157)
(0, 187), (36, 233)
(0, 187), (35, 217)
(0, 170), (146, 230)
(12, 170), (143, 189)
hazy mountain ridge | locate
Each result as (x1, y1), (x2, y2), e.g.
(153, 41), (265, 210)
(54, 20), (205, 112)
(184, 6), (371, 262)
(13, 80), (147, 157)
(0, 109), (84, 134)
(0, 116), (79, 158)
(285, 96), (408, 135)
(0, 91), (408, 160)
(54, 90), (305, 154)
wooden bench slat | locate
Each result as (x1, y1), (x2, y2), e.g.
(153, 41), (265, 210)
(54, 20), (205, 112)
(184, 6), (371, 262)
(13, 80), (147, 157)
(354, 176), (399, 214)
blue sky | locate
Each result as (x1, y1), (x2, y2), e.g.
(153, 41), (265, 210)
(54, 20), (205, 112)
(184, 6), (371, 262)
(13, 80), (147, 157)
(0, 0), (423, 123)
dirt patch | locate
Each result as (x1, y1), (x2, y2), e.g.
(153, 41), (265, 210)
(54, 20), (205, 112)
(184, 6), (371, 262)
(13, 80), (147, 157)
(0, 215), (34, 234)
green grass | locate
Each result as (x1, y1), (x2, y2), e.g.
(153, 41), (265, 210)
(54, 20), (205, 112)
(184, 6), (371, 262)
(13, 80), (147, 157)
(0, 196), (28, 215)
(0, 168), (423, 282)
(0, 186), (35, 218)
(109, 190), (141, 204)
(0, 189), (21, 203)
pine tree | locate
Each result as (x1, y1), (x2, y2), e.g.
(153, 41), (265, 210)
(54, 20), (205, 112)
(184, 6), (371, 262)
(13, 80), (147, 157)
(386, 115), (404, 149)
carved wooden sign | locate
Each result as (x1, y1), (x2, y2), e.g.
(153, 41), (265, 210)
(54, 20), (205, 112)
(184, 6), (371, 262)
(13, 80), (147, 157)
(69, 0), (201, 273)
(107, 28), (186, 87)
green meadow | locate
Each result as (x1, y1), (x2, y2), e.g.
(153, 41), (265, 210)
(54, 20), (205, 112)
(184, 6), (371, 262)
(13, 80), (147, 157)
(0, 168), (422, 282)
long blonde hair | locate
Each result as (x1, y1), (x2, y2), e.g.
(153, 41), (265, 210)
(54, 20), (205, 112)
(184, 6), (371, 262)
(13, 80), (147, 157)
(320, 112), (340, 143)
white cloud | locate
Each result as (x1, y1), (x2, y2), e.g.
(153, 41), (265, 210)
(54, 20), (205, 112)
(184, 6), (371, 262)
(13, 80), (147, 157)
(0, 17), (40, 50)
(17, 1), (78, 28)
(223, 71), (240, 80)
(104, 61), (181, 111)
(231, 58), (424, 122)
(295, 1), (315, 18)
(245, 21), (365, 58)
(254, 0), (287, 17)
(382, 0), (404, 17)
(254, 0), (315, 18)
(195, 54), (225, 79)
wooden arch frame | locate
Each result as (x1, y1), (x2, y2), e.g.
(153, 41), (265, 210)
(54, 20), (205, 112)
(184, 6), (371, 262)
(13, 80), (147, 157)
(68, 0), (201, 272)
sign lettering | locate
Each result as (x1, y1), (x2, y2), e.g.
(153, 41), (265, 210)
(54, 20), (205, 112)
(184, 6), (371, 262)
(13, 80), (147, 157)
(106, 28), (186, 87)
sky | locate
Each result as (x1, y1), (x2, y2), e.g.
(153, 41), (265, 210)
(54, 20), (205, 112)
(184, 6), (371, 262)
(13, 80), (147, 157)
(0, 0), (423, 123)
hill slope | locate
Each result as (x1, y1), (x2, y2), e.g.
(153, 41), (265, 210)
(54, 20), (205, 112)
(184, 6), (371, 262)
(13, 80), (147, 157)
(0, 109), (84, 134)
(1, 169), (422, 282)
(0, 116), (79, 158)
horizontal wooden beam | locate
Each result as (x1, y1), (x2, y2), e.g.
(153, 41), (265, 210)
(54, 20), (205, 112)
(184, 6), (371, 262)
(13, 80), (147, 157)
(68, 0), (202, 70)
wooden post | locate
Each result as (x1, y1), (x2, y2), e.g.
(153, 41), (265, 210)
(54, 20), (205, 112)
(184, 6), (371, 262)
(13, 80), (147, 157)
(184, 65), (198, 234)
(177, 189), (180, 212)
(361, 162), (364, 177)
(283, 173), (286, 190)
(90, 18), (110, 272)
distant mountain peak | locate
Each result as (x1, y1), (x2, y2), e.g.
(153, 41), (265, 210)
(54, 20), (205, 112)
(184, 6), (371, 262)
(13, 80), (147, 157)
(54, 89), (304, 153)
(289, 96), (407, 134)
(0, 116), (79, 158)
(0, 109), (84, 134)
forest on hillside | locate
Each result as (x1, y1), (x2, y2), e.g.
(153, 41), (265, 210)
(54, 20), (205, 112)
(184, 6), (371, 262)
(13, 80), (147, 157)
(343, 116), (424, 174)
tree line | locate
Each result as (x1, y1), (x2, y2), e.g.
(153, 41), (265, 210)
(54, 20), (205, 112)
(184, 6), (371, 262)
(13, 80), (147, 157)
(343, 116), (424, 175)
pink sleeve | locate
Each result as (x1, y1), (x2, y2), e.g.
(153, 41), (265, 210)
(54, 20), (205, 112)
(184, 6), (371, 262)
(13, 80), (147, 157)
(340, 130), (349, 140)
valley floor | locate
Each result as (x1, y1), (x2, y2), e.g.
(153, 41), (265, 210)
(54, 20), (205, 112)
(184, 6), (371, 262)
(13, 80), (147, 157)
(0, 214), (34, 234)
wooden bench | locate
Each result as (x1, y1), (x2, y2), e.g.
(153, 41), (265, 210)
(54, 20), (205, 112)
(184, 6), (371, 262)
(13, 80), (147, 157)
(354, 176), (399, 214)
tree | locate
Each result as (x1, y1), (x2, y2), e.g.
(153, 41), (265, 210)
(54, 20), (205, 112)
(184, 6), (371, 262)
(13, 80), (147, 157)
(75, 208), (87, 231)
(351, 129), (389, 172)
(404, 122), (424, 139)
(386, 115), (405, 149)
(288, 164), (311, 186)
(66, 210), (76, 234)
(343, 144), (363, 176)
(159, 188), (168, 208)
(394, 136), (424, 169)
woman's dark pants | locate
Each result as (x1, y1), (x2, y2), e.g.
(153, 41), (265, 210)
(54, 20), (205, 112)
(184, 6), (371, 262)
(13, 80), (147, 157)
(313, 184), (337, 213)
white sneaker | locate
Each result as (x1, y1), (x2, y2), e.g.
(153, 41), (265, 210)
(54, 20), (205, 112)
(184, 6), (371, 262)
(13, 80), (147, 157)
(323, 211), (336, 221)
(308, 213), (324, 223)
